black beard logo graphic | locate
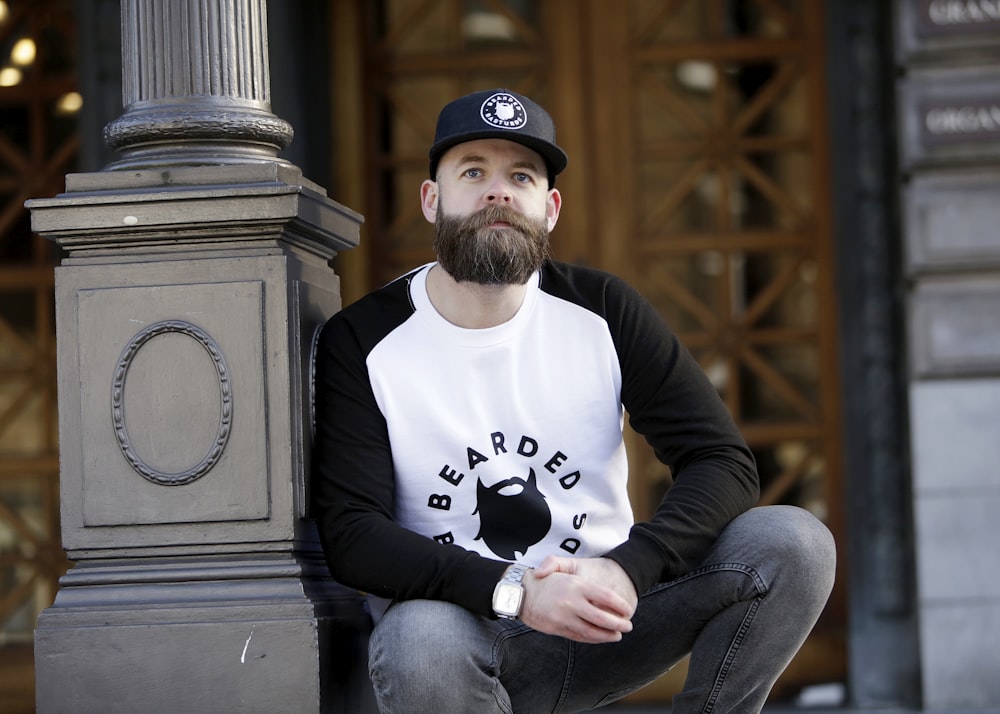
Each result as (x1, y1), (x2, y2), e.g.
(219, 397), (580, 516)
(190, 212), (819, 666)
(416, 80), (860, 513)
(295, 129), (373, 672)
(473, 468), (552, 559)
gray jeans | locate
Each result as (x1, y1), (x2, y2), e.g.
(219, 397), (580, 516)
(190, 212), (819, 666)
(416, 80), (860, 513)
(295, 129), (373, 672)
(368, 505), (836, 714)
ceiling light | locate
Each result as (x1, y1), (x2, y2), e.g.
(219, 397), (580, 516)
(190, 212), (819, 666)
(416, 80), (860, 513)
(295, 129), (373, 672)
(0, 66), (22, 86)
(676, 60), (717, 92)
(11, 38), (36, 66)
(55, 91), (83, 115)
(461, 11), (516, 42)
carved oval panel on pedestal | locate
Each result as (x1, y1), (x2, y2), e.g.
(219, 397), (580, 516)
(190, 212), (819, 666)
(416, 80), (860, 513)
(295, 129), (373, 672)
(111, 320), (233, 486)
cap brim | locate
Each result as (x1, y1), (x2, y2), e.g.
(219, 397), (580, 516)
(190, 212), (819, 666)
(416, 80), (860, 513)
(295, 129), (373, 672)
(429, 130), (568, 181)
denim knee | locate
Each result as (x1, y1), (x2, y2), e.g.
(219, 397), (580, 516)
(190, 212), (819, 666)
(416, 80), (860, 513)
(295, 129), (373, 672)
(746, 505), (836, 600)
(370, 600), (473, 682)
(368, 599), (508, 713)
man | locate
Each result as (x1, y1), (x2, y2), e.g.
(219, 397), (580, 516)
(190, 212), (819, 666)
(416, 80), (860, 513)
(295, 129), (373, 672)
(312, 88), (836, 713)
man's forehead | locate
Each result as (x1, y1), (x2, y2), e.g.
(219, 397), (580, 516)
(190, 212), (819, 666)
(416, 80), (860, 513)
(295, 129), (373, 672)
(439, 138), (545, 170)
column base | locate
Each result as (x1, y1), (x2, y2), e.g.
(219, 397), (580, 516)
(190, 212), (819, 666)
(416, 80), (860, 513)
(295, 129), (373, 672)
(34, 554), (377, 714)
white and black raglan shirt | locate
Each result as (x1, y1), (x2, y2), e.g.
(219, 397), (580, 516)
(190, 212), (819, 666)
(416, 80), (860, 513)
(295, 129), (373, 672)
(312, 260), (758, 620)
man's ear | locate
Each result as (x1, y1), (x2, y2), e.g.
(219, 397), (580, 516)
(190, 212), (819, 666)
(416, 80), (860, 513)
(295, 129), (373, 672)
(545, 188), (562, 232)
(420, 180), (439, 223)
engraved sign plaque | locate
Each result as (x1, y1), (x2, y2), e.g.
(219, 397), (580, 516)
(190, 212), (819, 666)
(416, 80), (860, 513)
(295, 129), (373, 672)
(899, 0), (1000, 57)
(899, 68), (1000, 166)
(916, 0), (1000, 37)
(920, 98), (1000, 146)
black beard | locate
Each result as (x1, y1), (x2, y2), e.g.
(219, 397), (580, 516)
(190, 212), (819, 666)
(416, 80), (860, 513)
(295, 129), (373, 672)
(433, 204), (550, 286)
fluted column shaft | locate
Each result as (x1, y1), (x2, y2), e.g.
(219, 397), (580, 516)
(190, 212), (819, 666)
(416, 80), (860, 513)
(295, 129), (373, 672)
(105, 0), (293, 168)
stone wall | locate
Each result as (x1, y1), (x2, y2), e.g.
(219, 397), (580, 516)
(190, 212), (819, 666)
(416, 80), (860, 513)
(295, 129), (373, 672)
(896, 2), (1000, 709)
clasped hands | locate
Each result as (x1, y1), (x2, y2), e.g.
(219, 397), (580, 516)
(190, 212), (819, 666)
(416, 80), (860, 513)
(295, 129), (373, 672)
(519, 556), (638, 644)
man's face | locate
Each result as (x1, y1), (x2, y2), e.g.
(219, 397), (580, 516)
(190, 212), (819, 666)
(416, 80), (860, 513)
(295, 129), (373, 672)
(421, 139), (562, 286)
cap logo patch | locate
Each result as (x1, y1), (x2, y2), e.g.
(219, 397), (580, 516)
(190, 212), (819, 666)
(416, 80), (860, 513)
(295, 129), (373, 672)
(481, 92), (527, 130)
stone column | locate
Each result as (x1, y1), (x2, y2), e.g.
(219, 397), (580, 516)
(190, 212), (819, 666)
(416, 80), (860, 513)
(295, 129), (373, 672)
(105, 0), (293, 167)
(26, 1), (374, 711)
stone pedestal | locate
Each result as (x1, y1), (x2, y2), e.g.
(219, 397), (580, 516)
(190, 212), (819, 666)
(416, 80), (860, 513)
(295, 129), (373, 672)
(27, 164), (374, 713)
(27, 1), (377, 709)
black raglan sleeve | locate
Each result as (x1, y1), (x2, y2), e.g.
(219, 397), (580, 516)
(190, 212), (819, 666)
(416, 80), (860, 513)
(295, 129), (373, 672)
(587, 271), (760, 595)
(310, 293), (508, 617)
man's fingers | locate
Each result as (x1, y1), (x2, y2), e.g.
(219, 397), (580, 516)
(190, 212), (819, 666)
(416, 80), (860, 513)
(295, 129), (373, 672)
(560, 602), (633, 643)
(585, 584), (634, 618)
(531, 555), (559, 578)
(532, 555), (574, 578)
(582, 601), (633, 635)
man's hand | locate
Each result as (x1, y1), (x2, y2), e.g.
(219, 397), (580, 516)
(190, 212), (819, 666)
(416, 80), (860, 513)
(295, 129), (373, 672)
(518, 557), (638, 644)
(536, 556), (639, 611)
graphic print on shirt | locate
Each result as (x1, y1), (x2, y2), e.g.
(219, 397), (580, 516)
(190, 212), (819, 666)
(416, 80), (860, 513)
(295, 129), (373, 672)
(428, 430), (588, 561)
(474, 468), (551, 559)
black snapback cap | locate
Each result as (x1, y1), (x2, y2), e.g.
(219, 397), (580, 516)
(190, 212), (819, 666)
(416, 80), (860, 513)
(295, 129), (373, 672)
(428, 88), (568, 185)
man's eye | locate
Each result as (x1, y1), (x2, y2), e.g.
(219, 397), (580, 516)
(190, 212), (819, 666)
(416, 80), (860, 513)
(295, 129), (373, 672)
(513, 172), (532, 183)
(464, 168), (483, 178)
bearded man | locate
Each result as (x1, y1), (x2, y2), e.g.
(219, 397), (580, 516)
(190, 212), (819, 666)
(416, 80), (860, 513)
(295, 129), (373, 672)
(311, 88), (835, 714)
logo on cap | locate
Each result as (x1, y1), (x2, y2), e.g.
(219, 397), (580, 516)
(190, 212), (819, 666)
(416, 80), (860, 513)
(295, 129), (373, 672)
(480, 92), (527, 130)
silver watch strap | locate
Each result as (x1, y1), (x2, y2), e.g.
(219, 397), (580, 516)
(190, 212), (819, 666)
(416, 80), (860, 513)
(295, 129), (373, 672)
(501, 563), (529, 585)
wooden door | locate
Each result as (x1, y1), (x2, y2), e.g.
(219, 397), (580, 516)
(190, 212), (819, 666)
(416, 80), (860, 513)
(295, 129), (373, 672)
(332, 0), (844, 701)
(581, 1), (845, 699)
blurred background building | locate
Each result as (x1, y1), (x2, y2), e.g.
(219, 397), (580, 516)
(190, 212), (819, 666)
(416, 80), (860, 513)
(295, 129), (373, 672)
(1, 0), (998, 711)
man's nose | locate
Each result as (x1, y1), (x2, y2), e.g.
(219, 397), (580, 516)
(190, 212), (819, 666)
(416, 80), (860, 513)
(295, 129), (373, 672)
(484, 179), (513, 203)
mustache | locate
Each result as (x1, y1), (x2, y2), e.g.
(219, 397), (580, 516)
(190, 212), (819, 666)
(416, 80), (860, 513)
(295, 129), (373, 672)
(459, 204), (540, 234)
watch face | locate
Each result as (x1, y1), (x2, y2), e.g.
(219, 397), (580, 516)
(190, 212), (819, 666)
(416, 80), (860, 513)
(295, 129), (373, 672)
(494, 582), (523, 616)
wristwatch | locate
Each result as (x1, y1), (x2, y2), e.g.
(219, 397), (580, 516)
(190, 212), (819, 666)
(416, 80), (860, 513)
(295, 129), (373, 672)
(492, 563), (530, 619)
